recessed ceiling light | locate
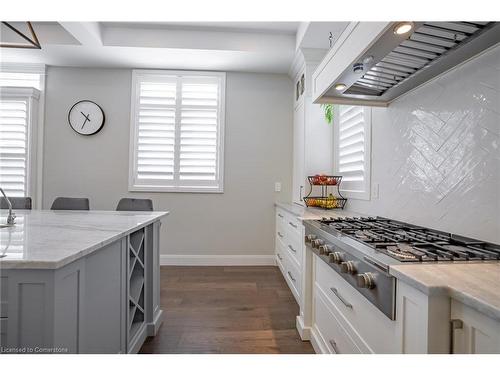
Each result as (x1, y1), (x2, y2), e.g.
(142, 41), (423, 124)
(334, 83), (346, 91)
(394, 22), (414, 35)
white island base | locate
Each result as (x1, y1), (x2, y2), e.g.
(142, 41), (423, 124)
(0, 210), (168, 354)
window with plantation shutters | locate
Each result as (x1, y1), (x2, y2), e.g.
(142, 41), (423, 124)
(0, 87), (39, 198)
(334, 105), (371, 200)
(129, 70), (225, 192)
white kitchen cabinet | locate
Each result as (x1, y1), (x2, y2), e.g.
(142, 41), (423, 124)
(395, 280), (500, 354)
(306, 254), (491, 354)
(394, 280), (451, 354)
(291, 49), (333, 205)
(312, 286), (362, 354)
(275, 207), (304, 304)
(450, 299), (500, 354)
(292, 101), (305, 204)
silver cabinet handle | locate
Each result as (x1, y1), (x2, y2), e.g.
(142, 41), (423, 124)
(287, 271), (296, 282)
(289, 221), (297, 229)
(277, 231), (284, 238)
(449, 319), (463, 354)
(277, 253), (283, 261)
(288, 244), (297, 253)
(278, 213), (284, 218)
(330, 287), (353, 309)
(300, 185), (304, 201)
(329, 339), (339, 354)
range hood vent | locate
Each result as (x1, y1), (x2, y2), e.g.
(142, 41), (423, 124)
(321, 21), (500, 106)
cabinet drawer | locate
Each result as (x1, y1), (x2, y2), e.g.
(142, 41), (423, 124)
(276, 243), (286, 274)
(283, 251), (302, 303)
(314, 255), (398, 353)
(284, 234), (302, 268)
(286, 215), (301, 237)
(276, 223), (286, 244)
(314, 289), (361, 354)
(276, 208), (286, 226)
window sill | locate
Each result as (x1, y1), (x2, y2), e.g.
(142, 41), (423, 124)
(340, 189), (370, 201)
(129, 184), (224, 194)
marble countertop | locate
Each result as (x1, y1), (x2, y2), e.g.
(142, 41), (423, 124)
(0, 210), (169, 270)
(275, 201), (361, 221)
(390, 263), (500, 321)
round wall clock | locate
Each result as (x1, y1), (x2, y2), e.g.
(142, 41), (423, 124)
(68, 100), (105, 136)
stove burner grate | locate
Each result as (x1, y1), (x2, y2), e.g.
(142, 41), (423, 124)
(317, 216), (500, 262)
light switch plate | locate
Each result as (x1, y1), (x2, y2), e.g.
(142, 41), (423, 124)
(371, 183), (379, 199)
(275, 182), (282, 192)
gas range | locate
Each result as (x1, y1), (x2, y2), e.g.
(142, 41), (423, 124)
(318, 216), (500, 263)
(303, 216), (500, 320)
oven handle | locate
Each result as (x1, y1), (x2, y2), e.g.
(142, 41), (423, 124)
(330, 287), (353, 309)
(363, 256), (389, 272)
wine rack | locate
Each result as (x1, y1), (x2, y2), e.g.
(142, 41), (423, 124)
(128, 228), (145, 342)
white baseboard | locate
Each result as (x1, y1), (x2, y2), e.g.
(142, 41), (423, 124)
(310, 325), (325, 354)
(160, 254), (276, 266)
(296, 315), (311, 341)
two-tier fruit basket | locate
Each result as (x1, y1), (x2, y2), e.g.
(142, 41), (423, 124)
(303, 175), (347, 210)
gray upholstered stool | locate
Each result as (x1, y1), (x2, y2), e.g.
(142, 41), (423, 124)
(116, 198), (153, 212)
(0, 197), (32, 209)
(51, 197), (90, 210)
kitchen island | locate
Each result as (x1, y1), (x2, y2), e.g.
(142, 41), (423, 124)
(0, 209), (169, 354)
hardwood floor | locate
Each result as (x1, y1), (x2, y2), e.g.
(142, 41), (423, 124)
(139, 266), (315, 354)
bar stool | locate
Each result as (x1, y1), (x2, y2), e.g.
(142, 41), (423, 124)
(51, 197), (90, 210)
(0, 197), (32, 210)
(116, 198), (153, 212)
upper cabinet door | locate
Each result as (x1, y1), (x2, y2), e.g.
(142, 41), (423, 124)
(292, 100), (305, 205)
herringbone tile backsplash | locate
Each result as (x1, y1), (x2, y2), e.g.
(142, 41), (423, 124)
(347, 45), (500, 243)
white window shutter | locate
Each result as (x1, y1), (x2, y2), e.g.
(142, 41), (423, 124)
(179, 78), (219, 182)
(135, 79), (177, 183)
(335, 105), (371, 199)
(0, 98), (29, 197)
(130, 71), (225, 192)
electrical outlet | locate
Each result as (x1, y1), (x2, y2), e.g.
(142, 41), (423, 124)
(275, 182), (282, 192)
(371, 183), (379, 199)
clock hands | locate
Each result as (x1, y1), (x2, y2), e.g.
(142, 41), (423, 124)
(80, 111), (91, 129)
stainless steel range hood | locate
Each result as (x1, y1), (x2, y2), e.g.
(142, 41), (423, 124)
(313, 22), (500, 107)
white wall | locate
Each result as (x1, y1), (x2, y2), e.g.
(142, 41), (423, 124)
(347, 45), (500, 243)
(42, 67), (293, 259)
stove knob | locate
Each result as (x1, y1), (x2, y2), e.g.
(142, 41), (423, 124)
(357, 272), (376, 289)
(329, 251), (343, 264)
(304, 234), (316, 243)
(319, 244), (332, 255)
(312, 239), (324, 248)
(340, 261), (356, 274)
